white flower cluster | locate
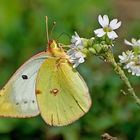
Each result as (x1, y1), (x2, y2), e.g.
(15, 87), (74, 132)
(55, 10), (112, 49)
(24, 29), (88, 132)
(94, 15), (121, 40)
(67, 32), (86, 68)
(119, 39), (140, 76)
(67, 15), (122, 68)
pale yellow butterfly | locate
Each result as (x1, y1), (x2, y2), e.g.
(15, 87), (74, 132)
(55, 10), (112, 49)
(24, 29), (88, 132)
(0, 17), (92, 126)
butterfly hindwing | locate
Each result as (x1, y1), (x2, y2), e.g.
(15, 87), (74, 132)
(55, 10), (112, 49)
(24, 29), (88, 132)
(0, 52), (48, 118)
(36, 58), (91, 126)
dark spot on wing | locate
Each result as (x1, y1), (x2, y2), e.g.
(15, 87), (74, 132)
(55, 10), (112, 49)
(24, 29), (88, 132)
(36, 89), (42, 95)
(24, 101), (28, 104)
(22, 75), (28, 80)
(50, 88), (59, 96)
(32, 100), (35, 103)
(16, 102), (19, 105)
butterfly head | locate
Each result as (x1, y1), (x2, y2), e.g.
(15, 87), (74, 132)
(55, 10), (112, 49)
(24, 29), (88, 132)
(47, 40), (67, 58)
(48, 40), (57, 49)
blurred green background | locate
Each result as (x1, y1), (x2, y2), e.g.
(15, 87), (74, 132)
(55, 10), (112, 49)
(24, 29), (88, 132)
(0, 0), (140, 139)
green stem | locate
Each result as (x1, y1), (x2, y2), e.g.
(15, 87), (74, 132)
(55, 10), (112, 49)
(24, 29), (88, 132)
(104, 49), (140, 105)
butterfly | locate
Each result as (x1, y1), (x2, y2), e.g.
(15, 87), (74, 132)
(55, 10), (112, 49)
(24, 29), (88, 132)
(0, 17), (92, 126)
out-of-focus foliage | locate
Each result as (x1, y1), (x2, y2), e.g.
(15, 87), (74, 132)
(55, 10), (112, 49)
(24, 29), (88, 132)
(0, 0), (140, 140)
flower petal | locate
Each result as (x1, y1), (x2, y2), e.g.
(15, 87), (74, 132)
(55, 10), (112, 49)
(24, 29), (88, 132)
(107, 31), (118, 39)
(118, 55), (124, 60)
(103, 15), (109, 26)
(71, 32), (83, 47)
(110, 19), (117, 28)
(111, 21), (121, 30)
(131, 38), (137, 44)
(131, 38), (140, 46)
(75, 52), (83, 58)
(94, 28), (106, 37)
(110, 19), (121, 30)
(73, 61), (79, 68)
(98, 15), (105, 27)
(137, 39), (140, 44)
(136, 73), (140, 76)
(78, 57), (85, 63)
(124, 39), (133, 46)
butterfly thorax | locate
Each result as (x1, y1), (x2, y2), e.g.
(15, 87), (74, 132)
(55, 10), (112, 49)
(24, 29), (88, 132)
(47, 40), (68, 59)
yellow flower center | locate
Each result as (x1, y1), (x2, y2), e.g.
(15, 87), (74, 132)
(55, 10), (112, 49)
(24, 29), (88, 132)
(103, 26), (112, 32)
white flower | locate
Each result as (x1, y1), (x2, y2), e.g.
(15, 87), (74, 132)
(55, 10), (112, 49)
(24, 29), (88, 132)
(119, 51), (140, 76)
(67, 49), (85, 68)
(71, 32), (83, 48)
(67, 32), (85, 68)
(125, 61), (140, 76)
(124, 38), (140, 47)
(118, 51), (134, 63)
(94, 15), (121, 40)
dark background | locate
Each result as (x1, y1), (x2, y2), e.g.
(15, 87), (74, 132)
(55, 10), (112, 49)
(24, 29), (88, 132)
(0, 0), (140, 139)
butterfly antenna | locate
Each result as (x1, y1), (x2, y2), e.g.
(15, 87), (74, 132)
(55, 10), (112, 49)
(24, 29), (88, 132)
(50, 21), (56, 39)
(45, 16), (49, 43)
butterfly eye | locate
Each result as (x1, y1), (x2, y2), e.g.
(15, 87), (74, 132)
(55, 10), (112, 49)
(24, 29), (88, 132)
(22, 75), (28, 80)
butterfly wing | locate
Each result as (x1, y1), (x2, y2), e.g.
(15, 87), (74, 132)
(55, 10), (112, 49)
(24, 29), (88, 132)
(36, 58), (91, 126)
(0, 52), (49, 118)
